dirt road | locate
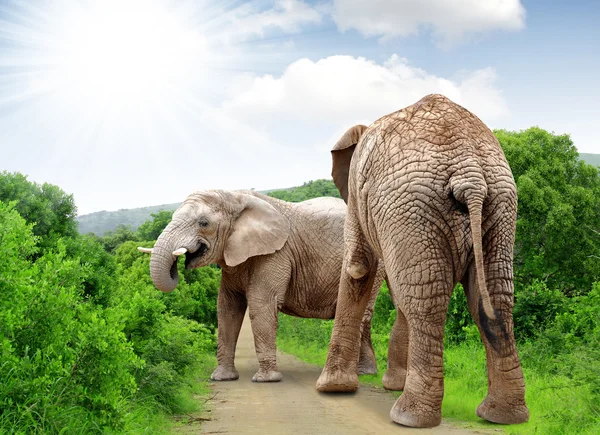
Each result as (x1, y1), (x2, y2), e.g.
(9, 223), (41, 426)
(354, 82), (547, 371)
(192, 315), (482, 434)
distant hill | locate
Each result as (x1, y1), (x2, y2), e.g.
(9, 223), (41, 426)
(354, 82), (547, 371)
(77, 202), (181, 235)
(77, 154), (599, 236)
(580, 153), (600, 167)
(76, 180), (341, 235)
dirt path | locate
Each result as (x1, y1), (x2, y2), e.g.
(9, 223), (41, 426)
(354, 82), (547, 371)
(189, 315), (483, 434)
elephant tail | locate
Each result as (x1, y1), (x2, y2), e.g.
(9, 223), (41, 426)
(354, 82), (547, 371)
(452, 179), (496, 320)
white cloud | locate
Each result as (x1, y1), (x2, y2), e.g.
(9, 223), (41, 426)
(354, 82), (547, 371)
(332, 0), (526, 46)
(215, 0), (322, 43)
(221, 54), (510, 150)
(183, 54), (510, 200)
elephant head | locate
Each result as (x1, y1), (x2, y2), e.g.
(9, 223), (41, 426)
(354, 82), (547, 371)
(139, 190), (290, 292)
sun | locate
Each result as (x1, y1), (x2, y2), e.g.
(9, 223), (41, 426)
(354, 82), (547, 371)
(46, 1), (209, 110)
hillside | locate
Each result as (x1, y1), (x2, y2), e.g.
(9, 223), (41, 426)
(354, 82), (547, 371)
(76, 180), (340, 235)
(76, 202), (181, 235)
(581, 153), (600, 166)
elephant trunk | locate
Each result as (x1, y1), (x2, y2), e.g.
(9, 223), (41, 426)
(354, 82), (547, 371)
(150, 220), (187, 292)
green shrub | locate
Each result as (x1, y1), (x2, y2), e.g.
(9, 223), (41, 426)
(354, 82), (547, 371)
(0, 198), (219, 433)
(0, 202), (140, 433)
(513, 280), (568, 340)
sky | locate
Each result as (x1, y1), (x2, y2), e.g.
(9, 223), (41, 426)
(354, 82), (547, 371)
(0, 0), (599, 215)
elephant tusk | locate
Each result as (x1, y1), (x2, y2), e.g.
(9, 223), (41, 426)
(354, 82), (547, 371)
(138, 247), (154, 254)
(172, 248), (187, 256)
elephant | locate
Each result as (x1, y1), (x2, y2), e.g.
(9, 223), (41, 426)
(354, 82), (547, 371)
(138, 190), (385, 382)
(315, 94), (529, 428)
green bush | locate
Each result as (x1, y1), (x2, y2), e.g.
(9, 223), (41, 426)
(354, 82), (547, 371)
(0, 202), (140, 433)
(0, 186), (219, 433)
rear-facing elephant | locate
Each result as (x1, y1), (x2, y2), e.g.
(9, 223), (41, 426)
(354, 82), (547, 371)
(139, 190), (385, 382)
(316, 94), (529, 428)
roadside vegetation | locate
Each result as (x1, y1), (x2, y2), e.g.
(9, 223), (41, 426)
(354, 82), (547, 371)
(0, 172), (218, 434)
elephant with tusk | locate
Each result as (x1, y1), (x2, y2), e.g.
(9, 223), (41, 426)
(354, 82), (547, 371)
(139, 190), (386, 382)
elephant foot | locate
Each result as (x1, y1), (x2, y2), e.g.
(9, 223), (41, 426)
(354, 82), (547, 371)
(382, 368), (406, 391)
(316, 368), (358, 392)
(210, 365), (239, 381)
(476, 395), (529, 424)
(390, 391), (442, 428)
(252, 370), (282, 382)
(357, 358), (377, 375)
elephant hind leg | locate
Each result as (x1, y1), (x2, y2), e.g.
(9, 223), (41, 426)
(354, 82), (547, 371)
(387, 277), (451, 428)
(382, 229), (455, 428)
(462, 224), (529, 424)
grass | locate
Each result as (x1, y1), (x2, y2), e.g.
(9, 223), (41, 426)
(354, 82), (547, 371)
(276, 314), (600, 435)
(108, 353), (217, 435)
(168, 353), (217, 434)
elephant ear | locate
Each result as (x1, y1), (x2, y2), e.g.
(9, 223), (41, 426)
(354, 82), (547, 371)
(224, 194), (291, 267)
(331, 125), (368, 203)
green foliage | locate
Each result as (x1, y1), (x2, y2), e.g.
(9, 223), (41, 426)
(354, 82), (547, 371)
(444, 285), (474, 344)
(62, 234), (118, 305)
(136, 210), (173, 241)
(0, 175), (218, 433)
(268, 179), (340, 202)
(0, 202), (140, 432)
(496, 128), (600, 295)
(97, 210), (173, 254)
(0, 171), (78, 251)
(100, 224), (137, 253)
(512, 280), (568, 340)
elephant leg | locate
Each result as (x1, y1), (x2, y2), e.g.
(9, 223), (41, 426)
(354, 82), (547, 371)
(247, 295), (282, 382)
(246, 264), (289, 383)
(317, 211), (378, 392)
(382, 307), (408, 391)
(381, 229), (454, 428)
(463, 222), (529, 424)
(357, 312), (377, 375)
(211, 285), (247, 381)
(357, 265), (384, 375)
(387, 277), (451, 428)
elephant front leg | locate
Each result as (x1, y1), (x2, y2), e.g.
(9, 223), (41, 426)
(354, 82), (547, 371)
(247, 296), (283, 382)
(382, 308), (408, 391)
(316, 260), (377, 391)
(357, 321), (377, 375)
(211, 288), (247, 381)
(357, 263), (385, 375)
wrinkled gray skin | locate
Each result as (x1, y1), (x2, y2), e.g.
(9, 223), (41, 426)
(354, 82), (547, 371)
(145, 190), (385, 382)
(316, 94), (529, 428)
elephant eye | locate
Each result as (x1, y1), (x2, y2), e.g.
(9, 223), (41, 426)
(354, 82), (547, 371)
(198, 219), (209, 227)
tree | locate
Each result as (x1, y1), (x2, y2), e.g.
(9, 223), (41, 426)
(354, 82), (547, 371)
(136, 210), (173, 241)
(496, 127), (600, 294)
(100, 224), (137, 253)
(268, 179), (341, 202)
(0, 171), (77, 251)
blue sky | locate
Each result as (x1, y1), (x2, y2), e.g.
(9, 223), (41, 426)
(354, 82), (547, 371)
(0, 0), (598, 214)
